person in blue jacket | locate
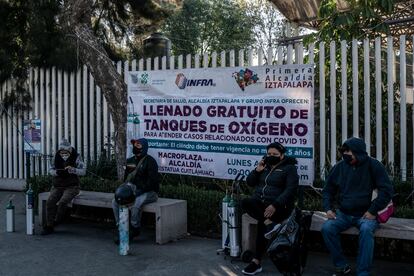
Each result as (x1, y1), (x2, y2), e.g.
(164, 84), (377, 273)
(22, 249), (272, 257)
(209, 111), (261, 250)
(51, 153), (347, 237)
(322, 137), (393, 276)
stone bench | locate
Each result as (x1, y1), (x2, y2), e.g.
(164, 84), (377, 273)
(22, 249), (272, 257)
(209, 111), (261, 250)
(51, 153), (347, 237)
(242, 211), (414, 253)
(38, 191), (187, 245)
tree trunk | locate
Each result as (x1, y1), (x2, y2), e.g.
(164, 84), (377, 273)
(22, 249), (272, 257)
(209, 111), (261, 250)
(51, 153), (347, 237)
(61, 0), (127, 180)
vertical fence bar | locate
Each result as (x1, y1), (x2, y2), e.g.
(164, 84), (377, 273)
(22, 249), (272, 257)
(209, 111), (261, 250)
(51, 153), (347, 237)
(146, 58), (151, 71)
(178, 55), (183, 69)
(7, 81), (12, 177)
(186, 54), (191, 69)
(352, 39), (359, 137)
(297, 43), (304, 64)
(70, 72), (75, 146)
(83, 65), (88, 161)
(309, 43), (315, 64)
(34, 69), (39, 119)
(277, 46), (283, 65)
(2, 82), (7, 176)
(18, 109), (23, 178)
(131, 59), (137, 71)
(330, 41), (337, 165)
(138, 59), (144, 71)
(287, 44), (293, 64)
(319, 42), (326, 176)
(375, 37), (382, 161)
(0, 83), (4, 177)
(96, 86), (102, 157)
(76, 68), (82, 152)
(102, 91), (109, 157)
(238, 50), (244, 67)
(363, 39), (371, 155)
(169, 56), (175, 70)
(400, 35), (407, 180)
(387, 36), (395, 169)
(220, 51), (226, 67)
(229, 50), (235, 67)
(267, 47), (273, 65)
(51, 67), (56, 154)
(248, 49), (253, 66)
(57, 69), (63, 145)
(39, 68), (45, 173)
(45, 69), (51, 161)
(258, 48), (263, 66)
(341, 40), (347, 143)
(161, 56), (167, 70)
(212, 52), (217, 68)
(89, 72), (95, 161)
(412, 35), (414, 179)
(63, 71), (69, 139)
(124, 60), (129, 81)
(203, 53), (209, 68)
(194, 54), (200, 68)
(13, 104), (18, 177)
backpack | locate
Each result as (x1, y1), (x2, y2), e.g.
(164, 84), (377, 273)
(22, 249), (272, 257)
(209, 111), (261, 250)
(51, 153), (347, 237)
(267, 208), (313, 276)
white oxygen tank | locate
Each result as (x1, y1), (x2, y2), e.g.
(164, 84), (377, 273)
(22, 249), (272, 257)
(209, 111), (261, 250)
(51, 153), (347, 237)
(228, 196), (240, 257)
(26, 185), (34, 235)
(6, 200), (15, 232)
(118, 206), (129, 256)
(221, 191), (230, 249)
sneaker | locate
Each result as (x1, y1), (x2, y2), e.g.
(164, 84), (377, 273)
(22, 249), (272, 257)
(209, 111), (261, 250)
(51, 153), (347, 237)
(333, 265), (351, 276)
(40, 226), (54, 235)
(264, 222), (283, 240)
(242, 262), (262, 275)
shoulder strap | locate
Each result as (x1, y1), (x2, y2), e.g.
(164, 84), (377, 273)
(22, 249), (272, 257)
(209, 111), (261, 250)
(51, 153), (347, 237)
(125, 155), (147, 183)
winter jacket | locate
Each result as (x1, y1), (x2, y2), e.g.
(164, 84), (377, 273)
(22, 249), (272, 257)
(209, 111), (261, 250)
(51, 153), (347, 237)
(50, 148), (86, 187)
(246, 156), (299, 210)
(322, 137), (393, 217)
(124, 138), (160, 195)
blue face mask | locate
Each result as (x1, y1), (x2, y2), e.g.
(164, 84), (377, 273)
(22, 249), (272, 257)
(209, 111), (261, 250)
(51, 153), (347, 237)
(342, 154), (353, 164)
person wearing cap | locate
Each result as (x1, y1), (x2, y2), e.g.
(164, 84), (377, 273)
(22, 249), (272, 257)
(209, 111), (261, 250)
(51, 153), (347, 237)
(41, 139), (86, 235)
(241, 142), (299, 275)
(322, 137), (393, 276)
(112, 138), (159, 244)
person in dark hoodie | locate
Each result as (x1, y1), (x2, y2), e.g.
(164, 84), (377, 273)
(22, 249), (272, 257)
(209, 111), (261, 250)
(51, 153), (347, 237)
(241, 142), (299, 275)
(322, 137), (393, 276)
(112, 138), (159, 244)
(41, 139), (86, 235)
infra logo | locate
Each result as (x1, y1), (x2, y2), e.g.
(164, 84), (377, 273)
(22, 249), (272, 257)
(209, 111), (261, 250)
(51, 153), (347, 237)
(175, 73), (187, 89)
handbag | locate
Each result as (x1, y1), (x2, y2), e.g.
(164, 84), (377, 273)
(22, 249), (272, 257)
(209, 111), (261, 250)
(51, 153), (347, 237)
(371, 189), (394, 223)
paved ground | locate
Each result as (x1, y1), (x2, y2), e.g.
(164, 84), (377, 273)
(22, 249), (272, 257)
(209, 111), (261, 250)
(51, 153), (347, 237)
(0, 190), (413, 276)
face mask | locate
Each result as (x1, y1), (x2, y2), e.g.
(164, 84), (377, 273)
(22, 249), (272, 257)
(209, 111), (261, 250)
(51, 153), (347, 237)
(60, 153), (70, 161)
(342, 154), (353, 164)
(133, 147), (142, 155)
(265, 155), (280, 166)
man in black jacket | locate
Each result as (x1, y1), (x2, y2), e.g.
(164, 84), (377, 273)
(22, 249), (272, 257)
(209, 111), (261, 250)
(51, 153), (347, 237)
(41, 139), (86, 235)
(322, 137), (393, 276)
(112, 138), (159, 242)
(241, 142), (299, 275)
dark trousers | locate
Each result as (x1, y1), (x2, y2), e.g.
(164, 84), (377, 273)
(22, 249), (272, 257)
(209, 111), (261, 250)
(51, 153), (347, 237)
(241, 197), (291, 261)
(46, 186), (80, 227)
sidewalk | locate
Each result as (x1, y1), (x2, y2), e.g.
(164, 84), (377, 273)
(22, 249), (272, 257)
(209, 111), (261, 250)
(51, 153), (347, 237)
(0, 190), (412, 276)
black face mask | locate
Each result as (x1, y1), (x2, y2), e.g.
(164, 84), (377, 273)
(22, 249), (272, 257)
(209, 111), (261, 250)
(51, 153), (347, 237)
(265, 155), (281, 166)
(133, 147), (142, 155)
(342, 154), (353, 164)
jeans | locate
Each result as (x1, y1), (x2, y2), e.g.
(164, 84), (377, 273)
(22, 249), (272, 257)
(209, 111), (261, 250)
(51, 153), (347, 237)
(321, 210), (379, 276)
(112, 191), (158, 228)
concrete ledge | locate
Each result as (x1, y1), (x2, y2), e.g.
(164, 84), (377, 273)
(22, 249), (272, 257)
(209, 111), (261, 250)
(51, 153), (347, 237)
(0, 178), (26, 191)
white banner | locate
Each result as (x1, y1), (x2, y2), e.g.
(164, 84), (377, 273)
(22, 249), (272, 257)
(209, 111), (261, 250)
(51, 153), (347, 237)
(127, 65), (314, 185)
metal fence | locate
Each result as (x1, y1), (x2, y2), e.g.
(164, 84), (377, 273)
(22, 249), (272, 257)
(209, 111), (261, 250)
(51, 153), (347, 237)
(0, 35), (413, 181)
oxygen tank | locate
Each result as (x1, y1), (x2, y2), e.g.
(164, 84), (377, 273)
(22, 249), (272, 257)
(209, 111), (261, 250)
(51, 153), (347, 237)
(6, 200), (15, 232)
(228, 196), (240, 257)
(26, 184), (34, 235)
(221, 190), (230, 249)
(118, 206), (129, 256)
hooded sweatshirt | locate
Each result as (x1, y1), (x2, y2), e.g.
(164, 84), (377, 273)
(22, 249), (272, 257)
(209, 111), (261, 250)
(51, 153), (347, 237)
(125, 138), (160, 194)
(322, 137), (393, 217)
(246, 156), (299, 210)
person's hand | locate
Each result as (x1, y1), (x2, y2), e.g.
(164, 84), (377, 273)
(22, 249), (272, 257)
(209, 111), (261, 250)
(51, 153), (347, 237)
(256, 159), (265, 172)
(264, 204), (276, 218)
(65, 166), (76, 174)
(326, 210), (336, 220)
(363, 211), (376, 220)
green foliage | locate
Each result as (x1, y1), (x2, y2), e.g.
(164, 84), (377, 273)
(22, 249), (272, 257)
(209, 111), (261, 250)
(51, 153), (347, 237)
(86, 155), (119, 180)
(160, 184), (224, 235)
(315, 0), (395, 42)
(161, 0), (256, 56)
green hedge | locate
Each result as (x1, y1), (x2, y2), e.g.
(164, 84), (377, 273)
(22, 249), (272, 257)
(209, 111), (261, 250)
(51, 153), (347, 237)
(26, 175), (414, 235)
